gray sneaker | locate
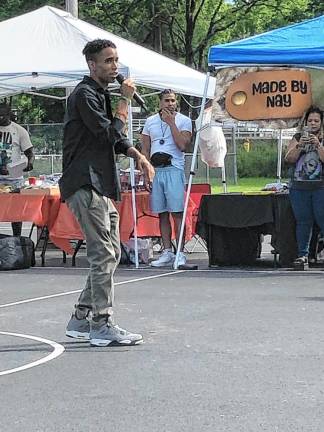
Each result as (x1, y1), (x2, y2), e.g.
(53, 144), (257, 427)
(66, 314), (90, 340)
(90, 316), (143, 347)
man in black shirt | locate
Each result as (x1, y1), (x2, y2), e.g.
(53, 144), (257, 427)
(60, 39), (154, 347)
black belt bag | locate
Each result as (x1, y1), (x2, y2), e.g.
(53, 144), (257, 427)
(151, 152), (172, 168)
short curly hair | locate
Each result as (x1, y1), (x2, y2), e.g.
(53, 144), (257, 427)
(82, 39), (117, 62)
(159, 89), (176, 100)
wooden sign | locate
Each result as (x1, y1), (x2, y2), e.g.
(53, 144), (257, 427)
(225, 70), (312, 121)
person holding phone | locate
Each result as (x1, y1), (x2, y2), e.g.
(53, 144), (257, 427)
(141, 89), (192, 267)
(285, 106), (324, 269)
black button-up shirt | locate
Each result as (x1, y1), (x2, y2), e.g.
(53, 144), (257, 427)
(59, 76), (132, 201)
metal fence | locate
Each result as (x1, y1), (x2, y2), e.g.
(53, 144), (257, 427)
(33, 154), (63, 176)
(24, 123), (64, 155)
(28, 122), (295, 182)
(32, 152), (237, 189)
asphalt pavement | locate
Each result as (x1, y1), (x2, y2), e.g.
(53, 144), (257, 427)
(1, 222), (324, 431)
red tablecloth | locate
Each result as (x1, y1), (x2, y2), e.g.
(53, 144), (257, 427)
(50, 191), (196, 254)
(0, 191), (197, 255)
(0, 192), (60, 228)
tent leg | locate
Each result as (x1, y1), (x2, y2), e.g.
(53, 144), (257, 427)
(232, 126), (238, 185)
(127, 100), (139, 268)
(221, 165), (227, 193)
(174, 72), (211, 270)
(277, 129), (283, 183)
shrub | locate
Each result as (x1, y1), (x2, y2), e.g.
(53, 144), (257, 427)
(237, 139), (289, 178)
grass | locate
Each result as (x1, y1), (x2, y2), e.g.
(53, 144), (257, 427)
(207, 177), (288, 194)
(31, 156), (287, 194)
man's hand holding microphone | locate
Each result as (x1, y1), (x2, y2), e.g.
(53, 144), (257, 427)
(116, 76), (154, 191)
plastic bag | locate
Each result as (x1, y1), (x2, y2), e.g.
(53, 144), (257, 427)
(123, 238), (153, 264)
(0, 235), (35, 270)
(196, 107), (227, 168)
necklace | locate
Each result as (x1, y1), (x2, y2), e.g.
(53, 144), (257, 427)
(160, 120), (168, 145)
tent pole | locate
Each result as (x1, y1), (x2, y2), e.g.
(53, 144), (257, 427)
(277, 129), (283, 182)
(65, 0), (78, 18)
(221, 165), (227, 193)
(65, 1), (78, 101)
(127, 101), (139, 268)
(173, 72), (211, 270)
(232, 125), (237, 185)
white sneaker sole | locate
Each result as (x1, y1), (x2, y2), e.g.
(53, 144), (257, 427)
(150, 261), (174, 267)
(66, 330), (90, 340)
(90, 338), (144, 347)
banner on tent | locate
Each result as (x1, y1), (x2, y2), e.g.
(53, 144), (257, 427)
(213, 67), (317, 129)
(225, 70), (311, 121)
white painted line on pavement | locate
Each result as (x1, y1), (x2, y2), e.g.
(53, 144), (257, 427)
(177, 268), (324, 275)
(0, 270), (185, 309)
(0, 289), (82, 309)
(0, 331), (65, 377)
(32, 266), (173, 270)
(31, 266), (324, 275)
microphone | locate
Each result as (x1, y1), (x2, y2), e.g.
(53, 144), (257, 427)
(115, 74), (147, 112)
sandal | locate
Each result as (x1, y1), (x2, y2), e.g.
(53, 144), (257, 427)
(293, 256), (308, 270)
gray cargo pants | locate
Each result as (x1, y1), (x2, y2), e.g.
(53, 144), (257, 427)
(66, 187), (120, 317)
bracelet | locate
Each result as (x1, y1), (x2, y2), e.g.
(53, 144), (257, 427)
(115, 112), (128, 122)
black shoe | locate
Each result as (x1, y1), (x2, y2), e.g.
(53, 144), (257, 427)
(293, 256), (308, 271)
(308, 257), (317, 268)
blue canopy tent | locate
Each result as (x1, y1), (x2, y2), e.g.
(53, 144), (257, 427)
(208, 15), (324, 68)
(174, 15), (324, 268)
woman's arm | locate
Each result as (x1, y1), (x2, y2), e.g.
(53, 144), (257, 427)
(285, 137), (302, 164)
(308, 134), (324, 163)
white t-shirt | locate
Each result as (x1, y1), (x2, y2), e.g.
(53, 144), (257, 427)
(142, 112), (192, 169)
(0, 122), (32, 180)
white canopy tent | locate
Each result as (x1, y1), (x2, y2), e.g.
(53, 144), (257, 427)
(0, 5), (219, 268)
(0, 6), (216, 99)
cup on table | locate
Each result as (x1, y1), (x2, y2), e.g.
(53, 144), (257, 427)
(28, 176), (37, 186)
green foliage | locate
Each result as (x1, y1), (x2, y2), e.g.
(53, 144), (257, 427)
(237, 140), (282, 178)
(13, 94), (46, 123)
(210, 177), (288, 194)
(0, 0), (61, 20)
(308, 0), (324, 14)
(229, 0), (310, 40)
(32, 155), (62, 175)
(27, 124), (63, 153)
(13, 90), (65, 124)
(310, 70), (324, 110)
(0, 0), (322, 125)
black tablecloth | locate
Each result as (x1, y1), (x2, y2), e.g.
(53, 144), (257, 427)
(197, 193), (297, 266)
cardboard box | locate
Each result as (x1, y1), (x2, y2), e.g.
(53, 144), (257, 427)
(20, 187), (60, 196)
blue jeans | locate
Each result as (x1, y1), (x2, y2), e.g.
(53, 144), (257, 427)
(289, 188), (324, 257)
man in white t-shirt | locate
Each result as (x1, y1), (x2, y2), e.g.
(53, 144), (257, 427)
(141, 89), (192, 267)
(0, 103), (34, 235)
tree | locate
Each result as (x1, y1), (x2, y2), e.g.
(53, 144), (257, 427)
(229, 0), (310, 40)
(78, 0), (314, 71)
(0, 0), (317, 121)
(308, 0), (324, 14)
(0, 0), (62, 20)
